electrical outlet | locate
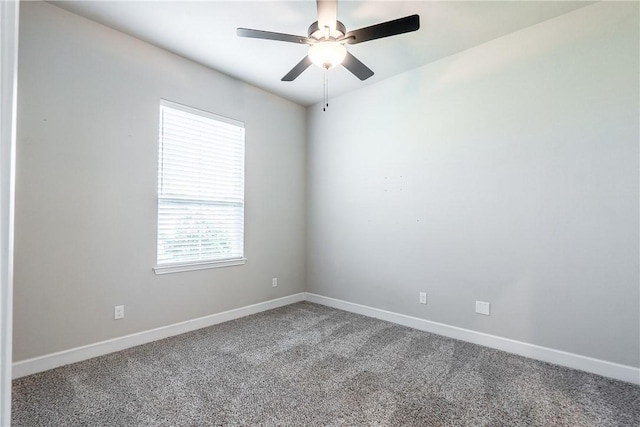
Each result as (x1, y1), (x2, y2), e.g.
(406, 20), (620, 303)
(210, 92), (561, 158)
(114, 305), (125, 320)
(419, 292), (427, 304)
(272, 277), (278, 287)
(475, 301), (490, 316)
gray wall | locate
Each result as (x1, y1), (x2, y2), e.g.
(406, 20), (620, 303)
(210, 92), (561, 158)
(14, 2), (306, 361)
(307, 2), (639, 367)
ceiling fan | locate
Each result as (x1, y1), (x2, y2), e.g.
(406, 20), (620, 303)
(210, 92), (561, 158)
(237, 0), (420, 82)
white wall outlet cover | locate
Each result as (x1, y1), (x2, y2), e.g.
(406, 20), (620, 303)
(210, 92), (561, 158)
(475, 301), (490, 316)
(114, 305), (125, 320)
(272, 278), (278, 287)
(419, 292), (427, 304)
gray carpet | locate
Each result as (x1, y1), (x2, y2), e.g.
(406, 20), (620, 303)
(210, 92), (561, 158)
(12, 302), (640, 426)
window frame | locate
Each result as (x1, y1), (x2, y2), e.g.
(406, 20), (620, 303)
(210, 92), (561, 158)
(153, 100), (246, 275)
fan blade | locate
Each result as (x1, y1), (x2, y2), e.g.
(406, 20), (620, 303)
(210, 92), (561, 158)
(237, 28), (309, 44)
(282, 56), (313, 81)
(342, 52), (374, 81)
(317, 0), (338, 34)
(344, 14), (420, 45)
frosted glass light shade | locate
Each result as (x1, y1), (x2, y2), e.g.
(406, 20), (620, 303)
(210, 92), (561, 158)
(308, 42), (347, 69)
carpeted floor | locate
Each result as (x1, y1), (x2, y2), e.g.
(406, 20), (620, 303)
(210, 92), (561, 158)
(12, 302), (640, 426)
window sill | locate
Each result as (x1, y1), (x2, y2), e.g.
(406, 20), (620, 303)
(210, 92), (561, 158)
(153, 258), (247, 275)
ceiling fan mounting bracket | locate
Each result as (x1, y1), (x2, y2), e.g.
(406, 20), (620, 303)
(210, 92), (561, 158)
(307, 20), (346, 40)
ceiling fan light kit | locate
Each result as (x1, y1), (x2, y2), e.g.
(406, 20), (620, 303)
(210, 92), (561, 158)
(308, 41), (347, 69)
(237, 0), (420, 108)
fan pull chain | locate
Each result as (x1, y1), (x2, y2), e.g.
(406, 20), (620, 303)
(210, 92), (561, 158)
(323, 67), (329, 112)
(323, 68), (326, 111)
(326, 68), (329, 109)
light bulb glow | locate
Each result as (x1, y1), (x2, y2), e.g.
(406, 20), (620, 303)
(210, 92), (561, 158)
(308, 41), (347, 69)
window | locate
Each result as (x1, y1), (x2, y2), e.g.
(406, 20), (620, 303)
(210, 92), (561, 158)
(154, 100), (245, 274)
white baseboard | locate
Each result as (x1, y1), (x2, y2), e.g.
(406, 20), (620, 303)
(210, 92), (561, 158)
(13, 291), (639, 386)
(12, 293), (305, 379)
(305, 292), (640, 385)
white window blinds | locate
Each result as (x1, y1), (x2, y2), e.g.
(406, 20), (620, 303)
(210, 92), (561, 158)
(157, 100), (245, 270)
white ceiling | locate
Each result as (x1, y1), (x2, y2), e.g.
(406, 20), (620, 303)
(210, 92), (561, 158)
(50, 1), (593, 106)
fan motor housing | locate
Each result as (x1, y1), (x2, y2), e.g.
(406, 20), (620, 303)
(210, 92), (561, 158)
(308, 20), (346, 40)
